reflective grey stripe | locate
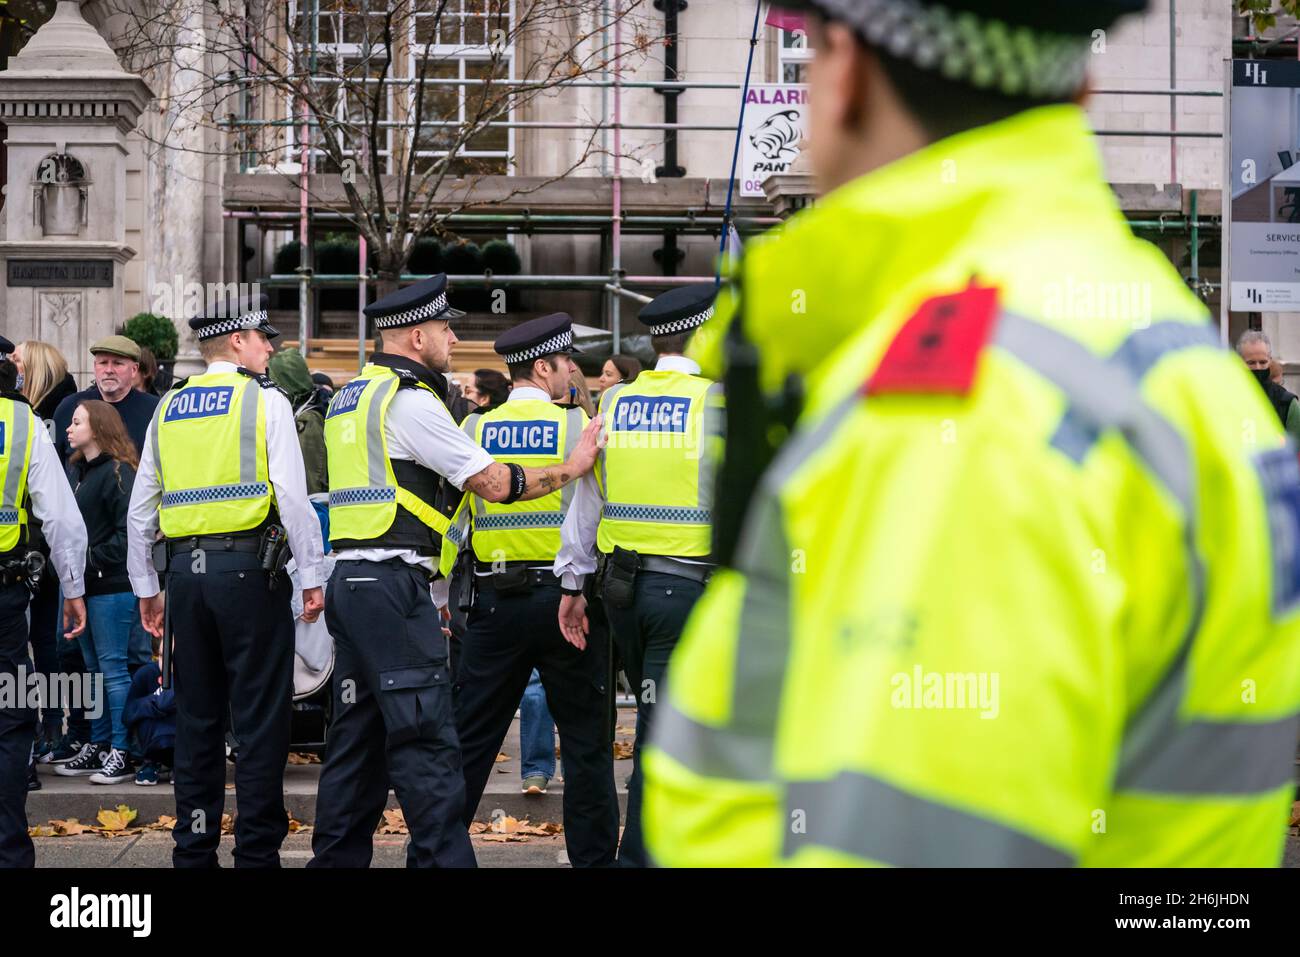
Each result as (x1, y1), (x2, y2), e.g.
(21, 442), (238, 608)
(329, 486), (396, 507)
(994, 314), (1194, 515)
(366, 377), (397, 489)
(698, 381), (724, 515)
(161, 482), (270, 508)
(463, 411), (486, 517)
(561, 406), (584, 514)
(475, 511), (565, 531)
(784, 773), (1074, 867)
(1119, 710), (1300, 794)
(2, 405), (30, 508)
(149, 391), (170, 484)
(238, 378), (261, 485)
(1107, 320), (1221, 381)
(603, 503), (711, 524)
(598, 383), (627, 495)
(651, 393), (861, 778)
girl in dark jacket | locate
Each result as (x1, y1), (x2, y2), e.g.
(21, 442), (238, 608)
(56, 400), (139, 785)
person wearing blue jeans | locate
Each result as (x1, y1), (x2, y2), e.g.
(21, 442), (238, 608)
(519, 669), (556, 792)
(55, 399), (141, 784)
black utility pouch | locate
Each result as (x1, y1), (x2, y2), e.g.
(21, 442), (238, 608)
(151, 540), (169, 574)
(492, 564), (533, 596)
(455, 553), (477, 612)
(601, 546), (639, 609)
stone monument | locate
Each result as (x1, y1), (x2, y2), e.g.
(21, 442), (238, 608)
(0, 0), (152, 378)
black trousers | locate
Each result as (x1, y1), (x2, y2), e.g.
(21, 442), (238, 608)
(455, 576), (619, 868)
(168, 555), (294, 868)
(604, 570), (704, 868)
(310, 560), (474, 868)
(0, 582), (33, 868)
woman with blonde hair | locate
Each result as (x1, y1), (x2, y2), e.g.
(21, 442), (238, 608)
(13, 340), (77, 427)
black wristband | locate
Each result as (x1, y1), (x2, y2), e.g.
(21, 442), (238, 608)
(502, 462), (527, 504)
(561, 587), (582, 597)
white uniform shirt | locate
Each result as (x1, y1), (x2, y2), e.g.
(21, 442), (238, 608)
(331, 380), (495, 577)
(553, 354), (706, 590)
(126, 361), (326, 597)
(21, 404), (87, 599)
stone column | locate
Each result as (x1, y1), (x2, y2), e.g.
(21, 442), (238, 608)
(0, 0), (153, 380)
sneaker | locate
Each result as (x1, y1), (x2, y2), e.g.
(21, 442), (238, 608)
(47, 736), (85, 765)
(31, 729), (56, 765)
(521, 774), (549, 795)
(89, 749), (135, 785)
(26, 762), (41, 792)
(55, 742), (108, 777)
(134, 762), (159, 786)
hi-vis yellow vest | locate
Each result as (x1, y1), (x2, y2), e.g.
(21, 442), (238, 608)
(646, 104), (1300, 868)
(325, 363), (452, 553)
(596, 370), (722, 558)
(153, 370), (274, 539)
(0, 398), (35, 552)
(439, 400), (586, 575)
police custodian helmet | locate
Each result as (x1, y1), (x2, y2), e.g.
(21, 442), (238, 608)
(772, 0), (1149, 99)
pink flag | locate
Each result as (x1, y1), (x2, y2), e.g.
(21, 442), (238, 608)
(764, 6), (806, 33)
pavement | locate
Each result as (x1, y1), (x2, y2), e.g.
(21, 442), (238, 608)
(28, 712), (636, 868)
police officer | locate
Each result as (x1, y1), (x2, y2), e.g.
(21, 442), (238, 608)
(645, 0), (1300, 867)
(555, 285), (723, 867)
(442, 313), (618, 867)
(0, 334), (87, 868)
(310, 276), (602, 868)
(127, 297), (325, 868)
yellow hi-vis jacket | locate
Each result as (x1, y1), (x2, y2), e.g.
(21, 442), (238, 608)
(644, 104), (1300, 867)
(153, 370), (275, 538)
(439, 399), (587, 574)
(0, 397), (35, 552)
(595, 370), (724, 558)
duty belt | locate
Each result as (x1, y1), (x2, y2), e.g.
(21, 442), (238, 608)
(638, 554), (715, 585)
(474, 562), (559, 588)
(165, 534), (261, 558)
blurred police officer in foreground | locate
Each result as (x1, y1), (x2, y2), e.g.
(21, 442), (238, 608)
(556, 285), (723, 867)
(0, 334), (87, 868)
(645, 0), (1300, 867)
(128, 298), (325, 868)
(443, 313), (619, 867)
(310, 276), (602, 868)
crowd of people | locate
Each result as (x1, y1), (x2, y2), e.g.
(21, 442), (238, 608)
(9, 332), (645, 800)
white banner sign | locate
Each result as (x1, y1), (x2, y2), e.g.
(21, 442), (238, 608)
(740, 84), (809, 198)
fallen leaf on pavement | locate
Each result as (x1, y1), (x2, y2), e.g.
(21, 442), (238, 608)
(491, 815), (522, 834)
(28, 825), (56, 837)
(515, 820), (564, 836)
(50, 818), (93, 836)
(287, 752), (321, 765)
(146, 816), (177, 831)
(287, 817), (311, 833)
(615, 726), (636, 736)
(479, 833), (530, 843)
(495, 752), (510, 763)
(468, 822), (491, 834)
(96, 805), (138, 831)
(613, 741), (634, 759)
(378, 809), (408, 835)
(220, 814), (234, 834)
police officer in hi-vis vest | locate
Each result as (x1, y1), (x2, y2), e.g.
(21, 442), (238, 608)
(127, 297), (325, 868)
(555, 285), (723, 867)
(0, 334), (87, 868)
(442, 313), (619, 867)
(311, 276), (602, 869)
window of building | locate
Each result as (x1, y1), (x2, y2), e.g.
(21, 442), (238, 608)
(777, 26), (811, 84)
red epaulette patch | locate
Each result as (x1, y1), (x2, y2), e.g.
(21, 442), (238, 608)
(865, 284), (1001, 397)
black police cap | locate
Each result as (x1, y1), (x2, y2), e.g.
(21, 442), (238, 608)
(188, 292), (279, 342)
(495, 312), (581, 365)
(774, 0), (1148, 98)
(0, 336), (12, 355)
(364, 273), (465, 330)
(638, 285), (717, 336)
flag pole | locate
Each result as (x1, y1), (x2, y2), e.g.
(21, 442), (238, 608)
(718, 0), (766, 283)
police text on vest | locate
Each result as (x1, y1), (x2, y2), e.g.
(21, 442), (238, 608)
(49, 887), (151, 937)
(482, 420), (559, 456)
(164, 386), (234, 422)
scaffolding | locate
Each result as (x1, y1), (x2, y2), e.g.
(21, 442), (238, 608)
(222, 1), (1225, 369)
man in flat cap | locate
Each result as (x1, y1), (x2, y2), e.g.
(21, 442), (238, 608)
(310, 275), (602, 868)
(645, 1), (1300, 867)
(440, 312), (619, 867)
(53, 335), (159, 464)
(126, 293), (325, 868)
(553, 284), (722, 867)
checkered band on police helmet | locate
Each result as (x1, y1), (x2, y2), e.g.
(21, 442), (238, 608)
(372, 291), (451, 330)
(501, 329), (574, 365)
(195, 311), (269, 341)
(809, 0), (1092, 98)
(650, 305), (713, 336)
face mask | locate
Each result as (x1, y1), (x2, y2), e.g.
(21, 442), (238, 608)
(1252, 367), (1271, 386)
